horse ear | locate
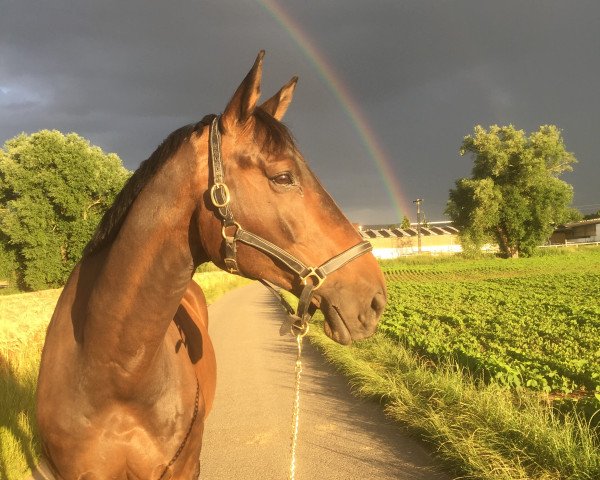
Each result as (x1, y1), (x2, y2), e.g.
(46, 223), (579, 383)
(259, 76), (298, 121)
(221, 50), (265, 132)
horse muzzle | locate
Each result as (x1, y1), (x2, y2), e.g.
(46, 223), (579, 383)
(317, 280), (386, 345)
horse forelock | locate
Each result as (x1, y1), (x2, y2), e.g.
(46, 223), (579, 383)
(253, 108), (298, 155)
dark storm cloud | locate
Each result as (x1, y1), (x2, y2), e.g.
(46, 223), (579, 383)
(1, 0), (599, 223)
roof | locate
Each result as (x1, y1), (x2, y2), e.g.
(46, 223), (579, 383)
(556, 218), (600, 230)
(563, 218), (600, 228)
(359, 223), (459, 238)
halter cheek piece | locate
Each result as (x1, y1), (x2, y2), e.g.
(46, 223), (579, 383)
(208, 115), (373, 328)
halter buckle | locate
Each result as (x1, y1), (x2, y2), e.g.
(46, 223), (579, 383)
(210, 182), (231, 208)
(224, 257), (239, 274)
(300, 267), (326, 290)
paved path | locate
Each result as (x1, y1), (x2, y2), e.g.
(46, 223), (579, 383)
(200, 283), (451, 480)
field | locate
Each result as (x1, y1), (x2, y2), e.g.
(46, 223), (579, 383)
(0, 270), (250, 480)
(380, 249), (600, 399)
(2, 250), (600, 479)
(305, 246), (600, 479)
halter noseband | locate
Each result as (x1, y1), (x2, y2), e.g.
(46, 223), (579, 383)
(208, 115), (373, 326)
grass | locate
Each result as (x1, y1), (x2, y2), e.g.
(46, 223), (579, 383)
(5, 250), (598, 479)
(193, 270), (252, 304)
(281, 248), (600, 480)
(0, 270), (250, 480)
(0, 346), (40, 479)
(380, 245), (600, 282)
(307, 319), (600, 480)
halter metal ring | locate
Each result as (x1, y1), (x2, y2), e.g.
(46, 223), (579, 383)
(222, 221), (241, 241)
(210, 182), (231, 208)
(291, 318), (310, 337)
(300, 267), (326, 290)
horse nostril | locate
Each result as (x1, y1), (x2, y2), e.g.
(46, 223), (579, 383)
(371, 292), (386, 318)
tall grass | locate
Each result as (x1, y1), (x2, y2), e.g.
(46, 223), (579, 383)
(0, 345), (41, 479)
(193, 271), (251, 304)
(0, 271), (250, 480)
(307, 318), (600, 480)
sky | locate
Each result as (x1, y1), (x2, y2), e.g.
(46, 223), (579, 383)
(1, 0), (599, 224)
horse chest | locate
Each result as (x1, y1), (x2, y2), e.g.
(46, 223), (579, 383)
(43, 398), (204, 479)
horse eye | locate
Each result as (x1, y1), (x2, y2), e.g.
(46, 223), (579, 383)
(272, 173), (294, 185)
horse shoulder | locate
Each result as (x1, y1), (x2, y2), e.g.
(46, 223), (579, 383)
(182, 279), (209, 327)
(171, 279), (216, 415)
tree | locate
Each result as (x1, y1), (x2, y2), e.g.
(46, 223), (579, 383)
(0, 130), (129, 290)
(445, 125), (577, 258)
(400, 215), (411, 229)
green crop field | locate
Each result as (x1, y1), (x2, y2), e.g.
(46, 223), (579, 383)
(379, 247), (600, 401)
(303, 247), (600, 479)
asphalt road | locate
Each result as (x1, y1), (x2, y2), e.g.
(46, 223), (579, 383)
(200, 282), (452, 480)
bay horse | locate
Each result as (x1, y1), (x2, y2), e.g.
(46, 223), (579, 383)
(36, 51), (386, 479)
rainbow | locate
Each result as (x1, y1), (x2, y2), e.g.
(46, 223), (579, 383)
(257, 0), (411, 223)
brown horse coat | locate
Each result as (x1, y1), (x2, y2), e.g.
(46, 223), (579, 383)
(36, 51), (385, 479)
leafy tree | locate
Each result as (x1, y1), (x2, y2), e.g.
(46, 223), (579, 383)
(0, 234), (17, 285)
(0, 130), (129, 290)
(446, 125), (577, 258)
(400, 215), (411, 229)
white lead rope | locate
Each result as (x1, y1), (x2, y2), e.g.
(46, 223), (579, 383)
(289, 322), (309, 480)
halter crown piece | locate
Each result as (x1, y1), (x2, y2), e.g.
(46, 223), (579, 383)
(208, 115), (373, 328)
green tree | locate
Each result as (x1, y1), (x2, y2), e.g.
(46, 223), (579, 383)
(0, 130), (129, 290)
(446, 125), (577, 258)
(400, 215), (411, 229)
(0, 233), (17, 286)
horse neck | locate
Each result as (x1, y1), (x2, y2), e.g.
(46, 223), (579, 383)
(82, 139), (209, 387)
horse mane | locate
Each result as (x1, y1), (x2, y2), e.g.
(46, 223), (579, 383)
(82, 115), (216, 258)
(82, 110), (295, 259)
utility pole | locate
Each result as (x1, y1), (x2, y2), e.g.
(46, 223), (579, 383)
(413, 198), (423, 254)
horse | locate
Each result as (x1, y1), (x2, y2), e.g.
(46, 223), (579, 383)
(35, 51), (387, 479)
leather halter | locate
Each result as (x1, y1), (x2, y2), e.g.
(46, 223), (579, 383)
(208, 115), (373, 326)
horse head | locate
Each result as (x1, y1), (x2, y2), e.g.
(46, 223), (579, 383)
(198, 51), (386, 345)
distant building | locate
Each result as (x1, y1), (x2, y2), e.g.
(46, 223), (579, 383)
(359, 221), (463, 258)
(549, 218), (600, 245)
(357, 218), (600, 259)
